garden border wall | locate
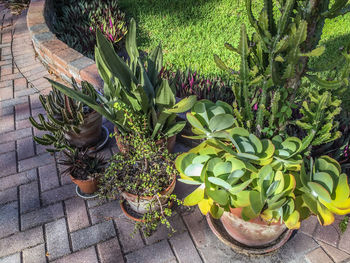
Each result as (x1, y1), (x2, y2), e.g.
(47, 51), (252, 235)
(26, 0), (103, 89)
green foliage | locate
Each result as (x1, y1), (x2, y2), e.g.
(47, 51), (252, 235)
(50, 19), (196, 140)
(52, 0), (127, 58)
(29, 79), (97, 152)
(339, 216), (349, 233)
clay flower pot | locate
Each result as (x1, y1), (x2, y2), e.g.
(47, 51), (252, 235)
(114, 127), (176, 154)
(70, 175), (98, 194)
(121, 174), (176, 214)
(64, 111), (102, 148)
(220, 208), (288, 247)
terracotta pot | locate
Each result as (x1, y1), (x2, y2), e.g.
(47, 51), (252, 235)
(220, 208), (287, 247)
(64, 111), (102, 148)
(121, 174), (176, 214)
(70, 175), (98, 194)
(113, 126), (176, 153)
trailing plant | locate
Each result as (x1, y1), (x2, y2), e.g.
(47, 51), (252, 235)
(214, 0), (350, 141)
(99, 106), (180, 236)
(161, 68), (234, 103)
(52, 0), (127, 58)
(58, 148), (106, 180)
(29, 79), (97, 152)
(49, 19), (196, 141)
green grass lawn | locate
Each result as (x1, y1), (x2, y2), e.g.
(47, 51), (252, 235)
(118, 0), (350, 77)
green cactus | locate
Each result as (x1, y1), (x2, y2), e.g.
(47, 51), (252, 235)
(214, 0), (350, 141)
(29, 79), (98, 152)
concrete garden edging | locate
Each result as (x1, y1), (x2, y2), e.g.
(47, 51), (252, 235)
(26, 0), (103, 89)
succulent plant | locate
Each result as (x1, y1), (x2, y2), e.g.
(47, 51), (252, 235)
(49, 19), (197, 140)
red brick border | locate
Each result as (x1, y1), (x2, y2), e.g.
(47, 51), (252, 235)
(26, 0), (103, 89)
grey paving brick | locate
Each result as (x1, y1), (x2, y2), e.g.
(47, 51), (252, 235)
(22, 244), (46, 263)
(125, 240), (176, 263)
(18, 153), (54, 172)
(45, 218), (70, 261)
(51, 247), (98, 263)
(86, 197), (107, 208)
(41, 183), (76, 206)
(65, 197), (90, 232)
(0, 226), (44, 258)
(169, 232), (202, 263)
(305, 248), (332, 263)
(0, 169), (36, 191)
(38, 163), (59, 192)
(89, 200), (123, 224)
(17, 137), (35, 161)
(0, 186), (17, 205)
(97, 237), (124, 263)
(318, 241), (350, 263)
(21, 203), (64, 230)
(0, 202), (19, 238)
(0, 142), (15, 155)
(15, 101), (30, 121)
(71, 220), (116, 251)
(19, 180), (40, 213)
(314, 224), (340, 247)
(300, 215), (318, 237)
(0, 114), (14, 133)
(144, 213), (187, 245)
(0, 152), (16, 177)
(114, 217), (144, 254)
(0, 253), (20, 263)
(339, 222), (350, 254)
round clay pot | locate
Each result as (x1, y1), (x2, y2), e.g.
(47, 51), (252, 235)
(70, 175), (98, 194)
(121, 174), (176, 214)
(220, 208), (287, 247)
(113, 126), (176, 153)
(64, 111), (102, 148)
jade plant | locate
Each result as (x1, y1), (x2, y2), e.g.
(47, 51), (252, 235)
(176, 128), (350, 229)
(29, 79), (97, 152)
(49, 18), (196, 141)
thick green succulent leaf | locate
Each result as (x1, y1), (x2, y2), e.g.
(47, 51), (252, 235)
(249, 190), (264, 215)
(208, 177), (232, 190)
(163, 121), (186, 137)
(213, 161), (232, 177)
(206, 189), (229, 206)
(184, 186), (205, 206)
(308, 182), (332, 203)
(184, 163), (204, 178)
(208, 114), (235, 132)
(167, 96), (197, 113)
(229, 179), (253, 194)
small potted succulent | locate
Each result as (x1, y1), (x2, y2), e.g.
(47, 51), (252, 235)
(99, 104), (180, 235)
(49, 19), (196, 153)
(59, 148), (106, 196)
(30, 79), (106, 151)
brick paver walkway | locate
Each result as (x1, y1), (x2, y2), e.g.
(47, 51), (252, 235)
(0, 5), (350, 263)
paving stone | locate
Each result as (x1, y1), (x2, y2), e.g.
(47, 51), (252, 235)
(339, 221), (350, 254)
(318, 241), (350, 263)
(0, 226), (44, 258)
(0, 127), (31, 144)
(0, 152), (16, 177)
(169, 231), (202, 263)
(0, 105), (14, 117)
(51, 247), (98, 263)
(41, 183), (76, 206)
(0, 96), (28, 108)
(97, 237), (124, 263)
(21, 203), (64, 230)
(19, 180), (40, 213)
(125, 240), (176, 263)
(86, 197), (107, 208)
(65, 197), (90, 232)
(0, 253), (20, 263)
(305, 247), (332, 263)
(45, 218), (70, 261)
(0, 114), (14, 133)
(71, 220), (116, 251)
(22, 244), (46, 263)
(89, 200), (123, 224)
(144, 213), (187, 245)
(18, 153), (54, 172)
(0, 186), (17, 205)
(0, 87), (13, 100)
(0, 141), (15, 154)
(300, 216), (319, 237)
(114, 217), (144, 254)
(314, 224), (340, 247)
(17, 137), (35, 161)
(0, 202), (18, 239)
(15, 101), (30, 121)
(38, 163), (59, 192)
(0, 169), (37, 191)
(13, 78), (27, 91)
(16, 119), (32, 129)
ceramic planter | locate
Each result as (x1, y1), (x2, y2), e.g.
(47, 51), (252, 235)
(70, 175), (98, 194)
(64, 111), (102, 148)
(113, 126), (176, 153)
(121, 174), (176, 214)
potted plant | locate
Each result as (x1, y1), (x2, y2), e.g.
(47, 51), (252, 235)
(98, 104), (180, 236)
(47, 18), (196, 153)
(59, 148), (107, 196)
(29, 79), (106, 151)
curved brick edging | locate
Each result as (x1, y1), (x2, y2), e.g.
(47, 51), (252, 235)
(26, 0), (103, 89)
